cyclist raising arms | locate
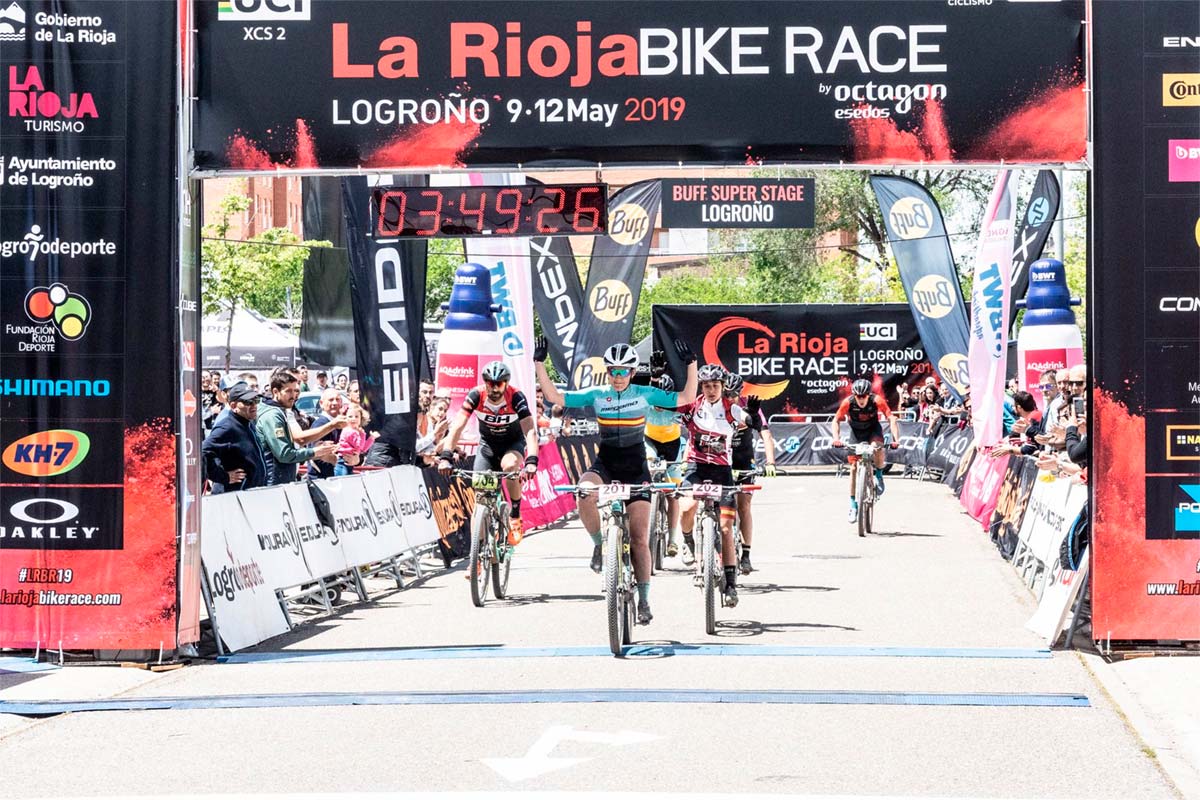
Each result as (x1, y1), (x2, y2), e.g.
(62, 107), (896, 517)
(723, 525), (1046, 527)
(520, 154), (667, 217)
(438, 361), (539, 544)
(725, 372), (777, 574)
(678, 364), (747, 607)
(534, 338), (697, 625)
(832, 378), (900, 524)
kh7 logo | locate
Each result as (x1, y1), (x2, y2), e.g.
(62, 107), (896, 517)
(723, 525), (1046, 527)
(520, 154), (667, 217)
(25, 283), (91, 339)
(2, 430), (90, 477)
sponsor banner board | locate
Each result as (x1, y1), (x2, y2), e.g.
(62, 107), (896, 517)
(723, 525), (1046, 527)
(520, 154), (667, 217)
(193, 1), (1087, 170)
(1093, 0), (1200, 641)
(314, 474), (403, 567)
(233, 486), (314, 589)
(0, 1), (178, 650)
(654, 303), (930, 416)
(517, 440), (576, 529)
(391, 465), (440, 548)
(660, 178), (814, 229)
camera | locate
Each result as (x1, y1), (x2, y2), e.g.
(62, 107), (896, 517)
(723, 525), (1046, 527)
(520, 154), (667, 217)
(1072, 396), (1086, 416)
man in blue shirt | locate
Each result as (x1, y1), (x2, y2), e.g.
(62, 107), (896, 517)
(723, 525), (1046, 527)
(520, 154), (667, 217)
(203, 383), (269, 493)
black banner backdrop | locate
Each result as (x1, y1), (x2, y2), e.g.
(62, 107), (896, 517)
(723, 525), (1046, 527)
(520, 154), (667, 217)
(1092, 0), (1200, 642)
(660, 178), (814, 229)
(342, 176), (428, 462)
(870, 175), (971, 400)
(571, 180), (661, 388)
(769, 421), (931, 469)
(653, 304), (930, 416)
(0, 2), (179, 648)
(1008, 170), (1061, 329)
(192, 1), (1086, 171)
(529, 234), (585, 377)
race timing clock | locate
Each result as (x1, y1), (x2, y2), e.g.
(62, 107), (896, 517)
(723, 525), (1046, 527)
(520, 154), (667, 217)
(372, 184), (608, 238)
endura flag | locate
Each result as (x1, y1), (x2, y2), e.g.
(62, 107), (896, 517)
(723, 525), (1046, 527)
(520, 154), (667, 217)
(871, 175), (970, 400)
(1009, 170), (1061, 329)
(343, 175), (428, 460)
(529, 234), (585, 378)
(571, 180), (661, 388)
(968, 171), (1017, 447)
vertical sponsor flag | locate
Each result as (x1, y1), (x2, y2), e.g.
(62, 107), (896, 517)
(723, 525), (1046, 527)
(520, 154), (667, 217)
(571, 180), (662, 389)
(464, 173), (536, 399)
(342, 175), (428, 460)
(870, 175), (971, 400)
(968, 171), (1017, 446)
(1009, 170), (1061, 330)
(529, 234), (585, 377)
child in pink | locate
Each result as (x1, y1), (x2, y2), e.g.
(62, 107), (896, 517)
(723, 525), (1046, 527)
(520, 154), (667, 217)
(335, 405), (376, 476)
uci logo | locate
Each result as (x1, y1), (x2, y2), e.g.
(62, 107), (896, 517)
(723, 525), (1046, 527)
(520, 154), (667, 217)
(888, 197), (934, 240)
(589, 279), (633, 323)
(2, 430), (90, 477)
(218, 0), (310, 21)
(938, 352), (970, 395)
(1026, 197), (1051, 226)
(912, 275), (958, 319)
(608, 202), (651, 246)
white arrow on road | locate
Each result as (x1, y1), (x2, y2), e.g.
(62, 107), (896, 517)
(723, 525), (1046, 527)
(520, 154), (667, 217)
(482, 725), (661, 782)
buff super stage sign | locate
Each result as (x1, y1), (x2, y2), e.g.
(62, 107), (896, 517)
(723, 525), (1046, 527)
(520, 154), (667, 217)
(653, 304), (931, 416)
(192, 0), (1086, 171)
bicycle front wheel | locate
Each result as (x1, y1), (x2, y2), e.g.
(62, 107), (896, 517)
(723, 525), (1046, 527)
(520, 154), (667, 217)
(469, 505), (490, 607)
(652, 500), (666, 573)
(701, 513), (718, 635)
(856, 466), (871, 538)
(604, 522), (626, 656)
(491, 520), (512, 599)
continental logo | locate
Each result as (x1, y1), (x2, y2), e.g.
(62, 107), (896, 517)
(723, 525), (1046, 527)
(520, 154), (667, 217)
(588, 279), (633, 323)
(937, 352), (970, 395)
(912, 274), (960, 319)
(2, 430), (90, 477)
(1163, 73), (1200, 106)
(607, 201), (652, 246)
(888, 197), (935, 240)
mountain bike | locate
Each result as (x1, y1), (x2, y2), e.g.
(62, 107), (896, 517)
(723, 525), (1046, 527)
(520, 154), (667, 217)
(838, 443), (882, 538)
(458, 469), (521, 607)
(647, 458), (684, 573)
(556, 481), (673, 656)
(684, 481), (761, 635)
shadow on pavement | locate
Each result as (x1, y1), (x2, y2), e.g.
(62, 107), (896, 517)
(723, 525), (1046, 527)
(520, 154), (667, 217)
(713, 619), (859, 637)
(491, 593), (603, 607)
(737, 582), (840, 595)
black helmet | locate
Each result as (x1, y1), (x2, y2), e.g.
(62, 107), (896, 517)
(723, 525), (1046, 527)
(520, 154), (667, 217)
(723, 372), (744, 395)
(851, 378), (871, 397)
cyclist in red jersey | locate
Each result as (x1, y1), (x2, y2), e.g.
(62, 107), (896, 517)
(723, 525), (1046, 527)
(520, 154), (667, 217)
(832, 378), (900, 523)
(677, 363), (748, 606)
(438, 361), (538, 544)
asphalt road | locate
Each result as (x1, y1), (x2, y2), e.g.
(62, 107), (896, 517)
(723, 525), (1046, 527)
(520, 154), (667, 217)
(0, 473), (1181, 798)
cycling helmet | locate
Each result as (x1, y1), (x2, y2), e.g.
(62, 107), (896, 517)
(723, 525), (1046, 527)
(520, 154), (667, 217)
(723, 372), (744, 395)
(481, 360), (511, 383)
(603, 343), (639, 369)
(697, 363), (725, 383)
(851, 378), (871, 397)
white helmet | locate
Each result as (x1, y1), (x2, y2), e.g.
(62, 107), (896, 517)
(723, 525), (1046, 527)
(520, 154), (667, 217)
(603, 343), (639, 369)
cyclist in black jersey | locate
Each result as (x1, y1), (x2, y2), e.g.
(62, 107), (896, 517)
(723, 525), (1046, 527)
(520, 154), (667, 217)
(832, 378), (900, 523)
(725, 372), (777, 574)
(438, 361), (539, 543)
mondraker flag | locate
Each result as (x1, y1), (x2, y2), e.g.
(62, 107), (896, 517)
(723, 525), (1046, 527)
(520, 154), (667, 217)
(968, 171), (1017, 447)
(871, 175), (970, 400)
(529, 234), (586, 378)
(1009, 170), (1061, 330)
(342, 175), (428, 461)
(570, 180), (662, 388)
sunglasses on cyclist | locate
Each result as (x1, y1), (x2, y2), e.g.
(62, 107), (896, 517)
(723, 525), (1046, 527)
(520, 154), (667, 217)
(483, 379), (507, 387)
(607, 367), (632, 378)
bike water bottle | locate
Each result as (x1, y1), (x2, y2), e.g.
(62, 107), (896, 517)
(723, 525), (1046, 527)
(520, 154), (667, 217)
(1015, 258), (1083, 410)
(435, 262), (504, 444)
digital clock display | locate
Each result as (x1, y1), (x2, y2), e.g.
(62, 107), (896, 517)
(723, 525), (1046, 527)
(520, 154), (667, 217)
(372, 184), (608, 238)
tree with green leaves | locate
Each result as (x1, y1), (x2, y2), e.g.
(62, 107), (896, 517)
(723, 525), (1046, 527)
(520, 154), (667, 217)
(201, 188), (331, 370)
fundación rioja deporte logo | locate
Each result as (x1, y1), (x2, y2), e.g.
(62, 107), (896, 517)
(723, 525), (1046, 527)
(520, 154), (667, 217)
(25, 283), (91, 340)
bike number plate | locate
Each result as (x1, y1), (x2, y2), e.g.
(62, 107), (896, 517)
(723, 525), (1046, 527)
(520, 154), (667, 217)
(473, 473), (500, 491)
(692, 482), (723, 500)
(599, 483), (631, 502)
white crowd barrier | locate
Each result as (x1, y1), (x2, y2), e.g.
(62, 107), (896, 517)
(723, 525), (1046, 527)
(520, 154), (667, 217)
(200, 466), (441, 653)
(1013, 471), (1089, 643)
